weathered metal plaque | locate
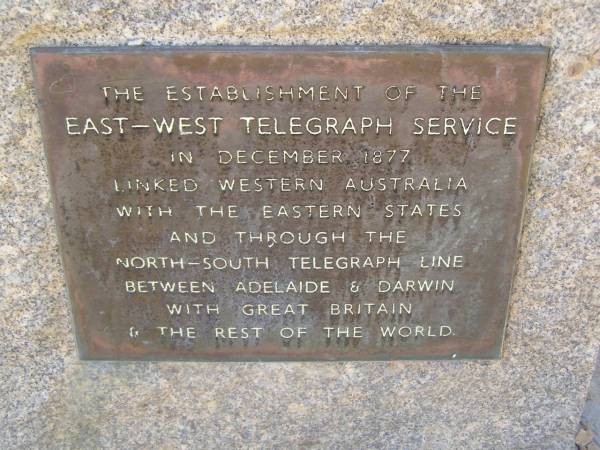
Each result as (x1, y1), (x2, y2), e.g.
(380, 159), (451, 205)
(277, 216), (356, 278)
(31, 46), (548, 360)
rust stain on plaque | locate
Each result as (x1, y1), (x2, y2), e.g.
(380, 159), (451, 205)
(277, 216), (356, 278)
(31, 46), (549, 361)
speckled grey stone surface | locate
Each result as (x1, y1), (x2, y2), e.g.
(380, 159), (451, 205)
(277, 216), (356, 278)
(0, 1), (599, 448)
(581, 355), (600, 447)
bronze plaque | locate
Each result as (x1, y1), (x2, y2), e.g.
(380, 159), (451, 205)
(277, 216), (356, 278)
(31, 46), (548, 360)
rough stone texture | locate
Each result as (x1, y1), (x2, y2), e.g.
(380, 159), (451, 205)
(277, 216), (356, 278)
(0, 1), (598, 448)
(580, 354), (600, 448)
